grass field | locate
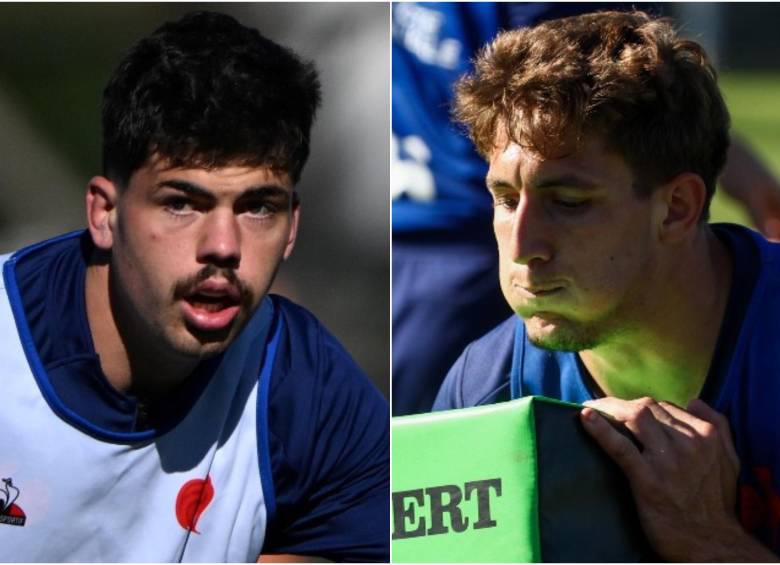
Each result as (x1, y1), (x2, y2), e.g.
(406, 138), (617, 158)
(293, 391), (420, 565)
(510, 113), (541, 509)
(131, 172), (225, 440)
(710, 72), (780, 227)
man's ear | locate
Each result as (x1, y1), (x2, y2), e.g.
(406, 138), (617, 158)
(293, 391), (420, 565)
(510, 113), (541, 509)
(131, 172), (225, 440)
(656, 172), (708, 244)
(86, 176), (119, 251)
(283, 193), (300, 260)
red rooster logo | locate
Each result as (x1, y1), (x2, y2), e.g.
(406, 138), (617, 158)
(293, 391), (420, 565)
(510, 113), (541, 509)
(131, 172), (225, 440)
(0, 478), (26, 526)
(175, 475), (215, 534)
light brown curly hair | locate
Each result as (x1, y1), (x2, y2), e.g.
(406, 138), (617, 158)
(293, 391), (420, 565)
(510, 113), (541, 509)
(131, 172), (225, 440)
(454, 10), (730, 217)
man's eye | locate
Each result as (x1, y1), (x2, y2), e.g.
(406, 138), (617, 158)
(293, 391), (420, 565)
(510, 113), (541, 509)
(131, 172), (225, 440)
(494, 196), (519, 210)
(244, 202), (274, 219)
(554, 198), (588, 210)
(164, 197), (194, 215)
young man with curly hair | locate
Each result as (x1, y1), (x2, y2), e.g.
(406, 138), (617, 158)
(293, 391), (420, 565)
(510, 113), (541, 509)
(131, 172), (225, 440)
(435, 10), (779, 561)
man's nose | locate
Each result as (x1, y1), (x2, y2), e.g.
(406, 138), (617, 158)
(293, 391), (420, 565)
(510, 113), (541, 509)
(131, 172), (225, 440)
(508, 194), (553, 266)
(197, 209), (241, 269)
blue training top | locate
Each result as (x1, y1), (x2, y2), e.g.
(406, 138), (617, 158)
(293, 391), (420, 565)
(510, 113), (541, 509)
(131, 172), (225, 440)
(434, 223), (780, 553)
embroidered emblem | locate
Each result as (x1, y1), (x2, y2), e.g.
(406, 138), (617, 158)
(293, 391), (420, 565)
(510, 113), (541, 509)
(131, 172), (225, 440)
(0, 478), (26, 527)
(176, 475), (214, 533)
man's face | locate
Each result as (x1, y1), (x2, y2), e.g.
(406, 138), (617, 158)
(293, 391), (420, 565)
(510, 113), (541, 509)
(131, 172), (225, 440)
(487, 134), (661, 351)
(107, 157), (298, 360)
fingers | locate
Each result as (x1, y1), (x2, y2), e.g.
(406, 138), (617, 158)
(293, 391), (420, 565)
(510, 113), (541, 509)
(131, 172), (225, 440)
(583, 397), (689, 453)
(686, 398), (740, 475)
(581, 397), (745, 561)
(685, 397), (722, 422)
(580, 407), (650, 481)
(582, 396), (739, 475)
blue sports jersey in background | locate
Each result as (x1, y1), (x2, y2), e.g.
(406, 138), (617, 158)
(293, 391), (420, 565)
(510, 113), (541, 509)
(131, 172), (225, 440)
(392, 2), (643, 235)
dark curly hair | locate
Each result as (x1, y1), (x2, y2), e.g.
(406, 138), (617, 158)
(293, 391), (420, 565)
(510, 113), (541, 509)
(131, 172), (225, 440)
(102, 11), (321, 186)
(454, 10), (730, 220)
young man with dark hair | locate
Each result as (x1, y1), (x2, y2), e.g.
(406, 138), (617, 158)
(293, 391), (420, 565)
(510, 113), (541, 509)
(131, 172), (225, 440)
(436, 10), (779, 561)
(0, 11), (388, 562)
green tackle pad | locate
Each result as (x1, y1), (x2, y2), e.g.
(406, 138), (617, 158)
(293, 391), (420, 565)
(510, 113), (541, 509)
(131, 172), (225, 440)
(391, 396), (656, 562)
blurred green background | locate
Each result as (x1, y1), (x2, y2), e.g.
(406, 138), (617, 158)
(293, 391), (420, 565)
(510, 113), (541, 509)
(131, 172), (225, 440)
(714, 73), (780, 225)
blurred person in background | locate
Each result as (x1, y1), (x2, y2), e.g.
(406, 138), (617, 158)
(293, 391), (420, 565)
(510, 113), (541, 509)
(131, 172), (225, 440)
(0, 11), (388, 562)
(392, 2), (780, 416)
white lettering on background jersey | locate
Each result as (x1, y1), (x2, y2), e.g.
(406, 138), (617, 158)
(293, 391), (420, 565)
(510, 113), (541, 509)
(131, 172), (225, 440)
(392, 134), (436, 202)
(393, 3), (462, 69)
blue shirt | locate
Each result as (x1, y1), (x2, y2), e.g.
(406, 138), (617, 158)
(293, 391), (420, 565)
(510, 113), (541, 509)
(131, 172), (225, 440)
(434, 223), (780, 553)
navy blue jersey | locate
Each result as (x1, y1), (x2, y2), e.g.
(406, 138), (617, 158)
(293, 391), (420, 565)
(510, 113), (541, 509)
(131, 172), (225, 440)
(4, 231), (389, 562)
(434, 223), (780, 553)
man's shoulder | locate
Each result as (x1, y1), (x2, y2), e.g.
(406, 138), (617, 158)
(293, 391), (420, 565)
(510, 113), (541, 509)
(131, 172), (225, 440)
(271, 293), (322, 338)
(452, 315), (517, 388)
(265, 292), (387, 413)
(713, 223), (780, 315)
(464, 314), (517, 355)
(434, 316), (516, 410)
(714, 222), (780, 265)
(260, 295), (389, 562)
(718, 225), (780, 347)
(269, 294), (366, 379)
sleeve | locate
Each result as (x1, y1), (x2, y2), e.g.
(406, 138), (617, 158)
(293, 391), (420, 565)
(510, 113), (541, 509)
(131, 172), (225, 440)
(433, 317), (516, 411)
(261, 301), (389, 562)
(432, 351), (467, 411)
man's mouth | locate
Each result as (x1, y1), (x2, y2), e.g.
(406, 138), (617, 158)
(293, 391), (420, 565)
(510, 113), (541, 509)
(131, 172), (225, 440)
(180, 281), (242, 332)
(519, 284), (565, 298)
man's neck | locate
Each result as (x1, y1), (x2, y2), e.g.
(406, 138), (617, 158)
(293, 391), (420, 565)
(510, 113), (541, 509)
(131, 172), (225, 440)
(85, 260), (197, 399)
(579, 228), (733, 406)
